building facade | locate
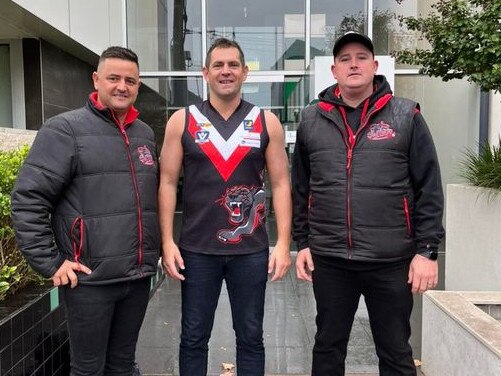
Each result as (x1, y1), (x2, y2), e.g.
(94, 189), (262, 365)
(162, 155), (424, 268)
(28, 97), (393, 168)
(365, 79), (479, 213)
(0, 0), (496, 194)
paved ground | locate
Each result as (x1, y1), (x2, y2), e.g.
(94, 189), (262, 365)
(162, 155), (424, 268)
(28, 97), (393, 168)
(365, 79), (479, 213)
(136, 257), (424, 375)
(136, 215), (427, 375)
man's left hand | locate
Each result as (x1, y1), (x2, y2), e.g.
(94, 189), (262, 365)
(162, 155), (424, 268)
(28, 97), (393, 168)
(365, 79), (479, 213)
(268, 244), (291, 281)
(408, 254), (438, 294)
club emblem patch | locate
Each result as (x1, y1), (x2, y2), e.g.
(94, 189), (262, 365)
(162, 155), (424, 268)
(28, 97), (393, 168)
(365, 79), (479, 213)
(137, 145), (155, 166)
(243, 120), (254, 130)
(195, 130), (210, 143)
(367, 121), (396, 141)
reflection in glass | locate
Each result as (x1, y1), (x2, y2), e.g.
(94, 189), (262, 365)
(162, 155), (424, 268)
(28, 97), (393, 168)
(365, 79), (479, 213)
(134, 77), (203, 146)
(206, 0), (305, 70)
(373, 0), (421, 68)
(241, 76), (305, 125)
(127, 0), (202, 72)
(310, 0), (366, 57)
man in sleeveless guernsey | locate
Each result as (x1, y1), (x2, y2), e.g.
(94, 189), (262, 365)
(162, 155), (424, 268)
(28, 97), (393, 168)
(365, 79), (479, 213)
(292, 32), (444, 376)
(159, 38), (292, 376)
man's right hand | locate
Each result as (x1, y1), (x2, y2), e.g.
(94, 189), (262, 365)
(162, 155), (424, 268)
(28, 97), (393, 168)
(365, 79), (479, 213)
(295, 247), (314, 282)
(51, 260), (92, 288)
(161, 242), (185, 281)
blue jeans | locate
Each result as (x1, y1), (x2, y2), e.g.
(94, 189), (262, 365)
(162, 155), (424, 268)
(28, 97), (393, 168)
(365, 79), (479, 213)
(61, 278), (151, 376)
(179, 249), (269, 376)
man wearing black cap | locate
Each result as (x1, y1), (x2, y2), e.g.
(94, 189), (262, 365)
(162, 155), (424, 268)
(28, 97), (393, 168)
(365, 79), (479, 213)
(292, 31), (444, 375)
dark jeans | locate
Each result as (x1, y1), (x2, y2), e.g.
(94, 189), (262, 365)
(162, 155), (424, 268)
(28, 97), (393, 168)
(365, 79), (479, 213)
(179, 249), (269, 376)
(311, 255), (416, 376)
(61, 277), (151, 376)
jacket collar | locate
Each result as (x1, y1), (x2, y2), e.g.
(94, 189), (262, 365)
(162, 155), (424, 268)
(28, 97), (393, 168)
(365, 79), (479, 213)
(89, 91), (140, 128)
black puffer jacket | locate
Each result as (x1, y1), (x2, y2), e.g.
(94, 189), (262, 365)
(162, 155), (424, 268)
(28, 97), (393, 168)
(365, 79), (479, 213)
(292, 76), (444, 262)
(11, 93), (160, 284)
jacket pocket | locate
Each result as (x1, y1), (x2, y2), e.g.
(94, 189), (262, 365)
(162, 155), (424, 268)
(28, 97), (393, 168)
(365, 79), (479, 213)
(403, 197), (412, 237)
(70, 216), (85, 263)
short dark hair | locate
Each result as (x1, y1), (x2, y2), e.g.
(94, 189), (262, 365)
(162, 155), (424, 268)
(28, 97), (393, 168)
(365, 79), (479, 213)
(205, 38), (245, 68)
(98, 46), (139, 69)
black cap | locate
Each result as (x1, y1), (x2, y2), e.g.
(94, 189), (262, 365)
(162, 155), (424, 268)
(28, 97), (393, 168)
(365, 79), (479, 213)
(332, 31), (374, 57)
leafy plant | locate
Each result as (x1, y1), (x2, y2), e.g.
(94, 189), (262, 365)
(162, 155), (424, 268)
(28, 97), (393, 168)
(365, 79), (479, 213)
(393, 0), (501, 92)
(459, 141), (501, 191)
(0, 146), (45, 301)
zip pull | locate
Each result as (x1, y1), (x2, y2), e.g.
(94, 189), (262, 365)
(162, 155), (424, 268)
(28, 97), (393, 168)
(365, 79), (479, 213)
(120, 127), (130, 146)
(346, 148), (353, 170)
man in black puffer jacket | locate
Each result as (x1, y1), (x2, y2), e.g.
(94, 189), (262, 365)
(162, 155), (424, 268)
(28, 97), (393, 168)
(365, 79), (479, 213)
(292, 32), (444, 376)
(11, 46), (160, 376)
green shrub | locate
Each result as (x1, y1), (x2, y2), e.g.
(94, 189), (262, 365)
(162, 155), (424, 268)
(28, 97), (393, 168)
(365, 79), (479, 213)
(459, 141), (501, 192)
(0, 146), (45, 301)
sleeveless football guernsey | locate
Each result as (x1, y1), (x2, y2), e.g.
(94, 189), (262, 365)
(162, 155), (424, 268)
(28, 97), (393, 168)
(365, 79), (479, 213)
(178, 100), (270, 255)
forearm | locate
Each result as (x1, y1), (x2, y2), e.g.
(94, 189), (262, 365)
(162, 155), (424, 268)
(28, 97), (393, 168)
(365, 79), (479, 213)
(158, 181), (178, 248)
(271, 181), (292, 248)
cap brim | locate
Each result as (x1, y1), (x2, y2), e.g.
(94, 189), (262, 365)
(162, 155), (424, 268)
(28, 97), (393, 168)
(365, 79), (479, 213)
(333, 33), (374, 57)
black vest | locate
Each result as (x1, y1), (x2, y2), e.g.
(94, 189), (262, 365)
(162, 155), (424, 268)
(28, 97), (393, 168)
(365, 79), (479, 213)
(305, 97), (418, 261)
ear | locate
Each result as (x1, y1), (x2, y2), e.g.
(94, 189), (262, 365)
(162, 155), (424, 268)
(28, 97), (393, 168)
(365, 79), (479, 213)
(374, 59), (379, 74)
(202, 66), (209, 82)
(242, 64), (249, 81)
(92, 71), (99, 90)
(331, 64), (337, 80)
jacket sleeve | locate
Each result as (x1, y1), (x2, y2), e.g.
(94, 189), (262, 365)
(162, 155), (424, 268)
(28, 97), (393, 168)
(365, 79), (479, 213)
(11, 117), (77, 278)
(291, 118), (311, 251)
(409, 111), (445, 253)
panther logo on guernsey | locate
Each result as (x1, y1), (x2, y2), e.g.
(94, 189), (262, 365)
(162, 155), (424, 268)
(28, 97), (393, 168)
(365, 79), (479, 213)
(216, 185), (266, 244)
(137, 145), (155, 166)
(367, 121), (396, 141)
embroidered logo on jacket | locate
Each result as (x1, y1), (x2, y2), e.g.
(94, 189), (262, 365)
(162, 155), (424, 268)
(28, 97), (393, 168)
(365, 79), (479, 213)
(366, 121), (396, 141)
(187, 105), (262, 181)
(215, 185), (266, 244)
(137, 145), (155, 166)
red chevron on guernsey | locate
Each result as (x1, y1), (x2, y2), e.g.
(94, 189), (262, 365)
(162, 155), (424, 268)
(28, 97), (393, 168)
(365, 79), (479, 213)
(187, 105), (262, 181)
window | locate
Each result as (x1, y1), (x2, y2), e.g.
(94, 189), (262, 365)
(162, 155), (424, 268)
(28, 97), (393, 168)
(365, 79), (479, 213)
(0, 44), (13, 127)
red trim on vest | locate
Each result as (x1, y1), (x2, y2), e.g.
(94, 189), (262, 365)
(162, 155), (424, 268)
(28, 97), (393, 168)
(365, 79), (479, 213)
(318, 101), (335, 112)
(374, 94), (392, 110)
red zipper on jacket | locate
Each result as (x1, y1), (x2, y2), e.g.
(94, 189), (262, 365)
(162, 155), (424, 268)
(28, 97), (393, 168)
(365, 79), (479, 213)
(117, 122), (144, 272)
(91, 93), (145, 272)
(336, 95), (392, 258)
(71, 217), (84, 264)
(403, 196), (412, 236)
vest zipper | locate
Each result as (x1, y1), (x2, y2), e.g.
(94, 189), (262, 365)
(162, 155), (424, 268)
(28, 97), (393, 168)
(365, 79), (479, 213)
(338, 99), (386, 259)
(119, 125), (144, 275)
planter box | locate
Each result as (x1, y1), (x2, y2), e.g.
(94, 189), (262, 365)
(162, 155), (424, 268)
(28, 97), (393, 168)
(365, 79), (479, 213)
(445, 183), (501, 291)
(0, 265), (164, 376)
(422, 291), (501, 376)
(0, 285), (70, 376)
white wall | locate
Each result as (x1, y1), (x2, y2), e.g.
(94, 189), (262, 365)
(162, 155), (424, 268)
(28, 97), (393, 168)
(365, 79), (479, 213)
(445, 184), (501, 291)
(489, 91), (501, 145)
(12, 0), (126, 54)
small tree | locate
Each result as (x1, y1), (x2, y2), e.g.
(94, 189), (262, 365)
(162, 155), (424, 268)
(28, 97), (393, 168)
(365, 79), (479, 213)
(393, 0), (501, 92)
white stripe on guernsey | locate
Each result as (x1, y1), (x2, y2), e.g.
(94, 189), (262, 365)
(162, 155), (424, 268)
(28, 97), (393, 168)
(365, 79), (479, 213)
(189, 105), (260, 161)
